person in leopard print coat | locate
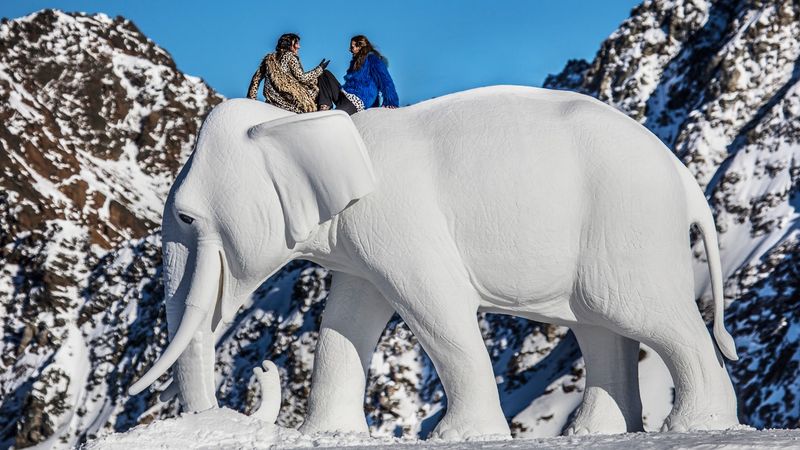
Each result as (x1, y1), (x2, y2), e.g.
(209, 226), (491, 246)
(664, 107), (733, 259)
(247, 33), (328, 114)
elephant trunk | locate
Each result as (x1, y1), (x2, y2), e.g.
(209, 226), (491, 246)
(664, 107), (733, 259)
(165, 282), (218, 410)
(129, 241), (222, 396)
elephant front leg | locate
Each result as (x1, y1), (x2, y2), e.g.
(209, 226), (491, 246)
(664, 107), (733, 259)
(300, 272), (395, 435)
(374, 265), (510, 440)
(566, 325), (643, 435)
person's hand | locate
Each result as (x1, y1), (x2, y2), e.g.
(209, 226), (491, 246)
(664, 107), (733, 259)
(384, 105), (398, 109)
(319, 58), (330, 69)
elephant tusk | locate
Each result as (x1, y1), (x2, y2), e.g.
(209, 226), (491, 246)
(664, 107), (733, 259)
(129, 243), (222, 396)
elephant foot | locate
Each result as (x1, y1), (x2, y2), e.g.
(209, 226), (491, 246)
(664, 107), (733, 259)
(660, 411), (740, 432)
(298, 419), (369, 436)
(564, 388), (641, 435)
(565, 406), (628, 436)
(299, 404), (369, 436)
(429, 410), (511, 441)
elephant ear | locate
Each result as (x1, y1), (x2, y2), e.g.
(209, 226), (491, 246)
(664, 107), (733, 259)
(248, 110), (376, 245)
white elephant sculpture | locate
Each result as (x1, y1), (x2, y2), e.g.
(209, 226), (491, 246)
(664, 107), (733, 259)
(128, 86), (739, 438)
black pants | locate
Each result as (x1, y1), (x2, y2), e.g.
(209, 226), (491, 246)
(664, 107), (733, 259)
(317, 70), (357, 115)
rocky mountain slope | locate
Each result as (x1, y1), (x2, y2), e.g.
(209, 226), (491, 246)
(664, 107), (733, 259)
(544, 0), (799, 429)
(1, 1), (798, 448)
(0, 9), (221, 448)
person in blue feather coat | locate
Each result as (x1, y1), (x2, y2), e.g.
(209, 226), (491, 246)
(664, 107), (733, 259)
(315, 35), (399, 114)
(340, 35), (399, 112)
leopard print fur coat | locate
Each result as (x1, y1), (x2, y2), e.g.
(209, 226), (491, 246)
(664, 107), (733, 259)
(247, 52), (322, 113)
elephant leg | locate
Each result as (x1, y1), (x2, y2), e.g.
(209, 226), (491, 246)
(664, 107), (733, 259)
(565, 324), (643, 435)
(300, 272), (395, 434)
(372, 262), (510, 440)
(574, 271), (738, 432)
(637, 307), (738, 432)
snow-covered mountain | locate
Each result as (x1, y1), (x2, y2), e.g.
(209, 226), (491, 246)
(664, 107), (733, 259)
(0, 9), (221, 448)
(544, 0), (799, 430)
(0, 2), (798, 449)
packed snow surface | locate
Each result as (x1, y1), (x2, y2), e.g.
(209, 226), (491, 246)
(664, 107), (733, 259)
(83, 408), (800, 450)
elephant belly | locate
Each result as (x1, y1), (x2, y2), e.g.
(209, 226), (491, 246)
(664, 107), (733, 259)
(461, 230), (581, 323)
(445, 156), (584, 322)
(469, 264), (579, 323)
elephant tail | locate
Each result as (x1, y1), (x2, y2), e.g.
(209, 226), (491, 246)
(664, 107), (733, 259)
(676, 158), (739, 361)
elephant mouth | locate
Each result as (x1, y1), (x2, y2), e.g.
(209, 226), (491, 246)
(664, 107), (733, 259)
(128, 242), (226, 396)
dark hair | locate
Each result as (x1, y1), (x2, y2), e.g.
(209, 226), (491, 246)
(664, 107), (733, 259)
(350, 35), (386, 71)
(276, 33), (300, 55)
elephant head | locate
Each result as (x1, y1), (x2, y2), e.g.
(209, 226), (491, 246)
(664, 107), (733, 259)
(128, 99), (376, 409)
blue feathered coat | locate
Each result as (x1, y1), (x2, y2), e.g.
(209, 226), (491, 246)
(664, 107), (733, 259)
(342, 53), (399, 108)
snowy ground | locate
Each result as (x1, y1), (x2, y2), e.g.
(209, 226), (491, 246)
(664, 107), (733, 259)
(82, 408), (800, 450)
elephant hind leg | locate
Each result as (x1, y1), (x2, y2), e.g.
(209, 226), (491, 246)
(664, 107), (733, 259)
(566, 324), (643, 436)
(574, 285), (738, 432)
(573, 246), (739, 432)
(638, 307), (739, 432)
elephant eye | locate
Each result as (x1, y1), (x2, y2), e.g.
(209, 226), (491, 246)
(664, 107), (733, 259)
(178, 213), (195, 225)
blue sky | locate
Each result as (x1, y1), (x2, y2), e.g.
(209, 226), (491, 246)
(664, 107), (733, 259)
(2, 1), (640, 104)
